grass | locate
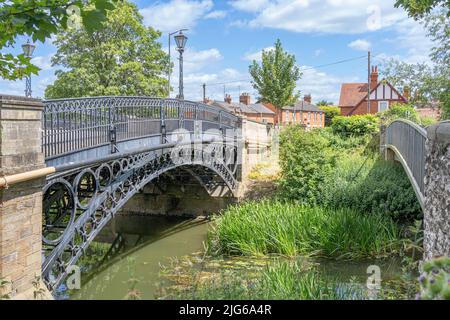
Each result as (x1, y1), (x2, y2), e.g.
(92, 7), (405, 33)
(208, 201), (401, 259)
(170, 260), (364, 300)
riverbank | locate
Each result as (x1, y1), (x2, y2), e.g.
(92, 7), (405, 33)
(159, 125), (423, 300)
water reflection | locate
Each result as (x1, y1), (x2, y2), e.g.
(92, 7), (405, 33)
(60, 214), (209, 300)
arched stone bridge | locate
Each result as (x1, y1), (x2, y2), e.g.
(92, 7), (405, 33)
(0, 95), (274, 298)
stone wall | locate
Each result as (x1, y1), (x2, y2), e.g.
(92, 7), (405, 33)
(0, 95), (49, 299)
(239, 118), (274, 181)
(423, 121), (450, 260)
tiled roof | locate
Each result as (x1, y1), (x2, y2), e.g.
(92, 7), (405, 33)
(338, 83), (368, 107)
(283, 101), (322, 112)
(210, 101), (274, 114)
(248, 103), (275, 114)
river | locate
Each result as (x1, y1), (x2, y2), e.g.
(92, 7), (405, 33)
(58, 213), (414, 300)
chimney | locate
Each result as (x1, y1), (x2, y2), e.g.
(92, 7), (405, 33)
(370, 65), (378, 90)
(239, 93), (251, 105)
(403, 86), (410, 101)
(303, 94), (312, 104)
(224, 94), (232, 104)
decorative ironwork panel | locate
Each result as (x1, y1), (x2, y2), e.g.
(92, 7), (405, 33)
(42, 97), (239, 159)
(41, 141), (239, 291)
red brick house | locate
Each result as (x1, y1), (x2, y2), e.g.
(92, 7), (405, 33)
(338, 66), (408, 116)
(206, 93), (276, 124)
(262, 95), (325, 128)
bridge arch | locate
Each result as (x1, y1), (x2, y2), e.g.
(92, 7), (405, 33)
(384, 119), (426, 210)
(39, 96), (242, 290)
(42, 141), (238, 290)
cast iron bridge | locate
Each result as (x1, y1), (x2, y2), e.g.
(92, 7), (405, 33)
(41, 96), (242, 291)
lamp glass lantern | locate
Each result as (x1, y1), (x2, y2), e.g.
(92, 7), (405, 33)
(22, 40), (36, 58)
(174, 32), (188, 51)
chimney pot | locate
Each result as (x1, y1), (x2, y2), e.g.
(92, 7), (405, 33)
(370, 65), (378, 90)
(239, 92), (251, 105)
(303, 94), (312, 104)
(224, 94), (232, 104)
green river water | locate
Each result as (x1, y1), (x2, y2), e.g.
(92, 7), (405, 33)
(57, 214), (414, 300)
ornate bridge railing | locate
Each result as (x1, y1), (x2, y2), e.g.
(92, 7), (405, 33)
(42, 97), (239, 160)
(40, 97), (241, 292)
(385, 119), (427, 206)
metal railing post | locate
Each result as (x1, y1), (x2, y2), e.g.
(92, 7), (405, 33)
(160, 99), (166, 144)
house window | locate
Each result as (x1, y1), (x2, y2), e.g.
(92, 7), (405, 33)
(378, 101), (388, 112)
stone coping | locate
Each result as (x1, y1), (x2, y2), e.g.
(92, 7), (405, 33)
(427, 121), (450, 143)
(0, 95), (43, 110)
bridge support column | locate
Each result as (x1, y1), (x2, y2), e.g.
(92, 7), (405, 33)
(0, 95), (50, 299)
(424, 122), (450, 260)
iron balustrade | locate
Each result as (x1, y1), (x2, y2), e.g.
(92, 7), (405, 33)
(42, 97), (239, 159)
(385, 119), (427, 199)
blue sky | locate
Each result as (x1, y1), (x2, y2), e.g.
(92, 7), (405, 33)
(0, 0), (433, 104)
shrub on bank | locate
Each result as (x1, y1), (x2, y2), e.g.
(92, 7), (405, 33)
(208, 201), (401, 259)
(321, 155), (423, 221)
(278, 125), (422, 221)
(380, 103), (420, 124)
(279, 125), (336, 203)
(331, 114), (379, 136)
(319, 106), (341, 126)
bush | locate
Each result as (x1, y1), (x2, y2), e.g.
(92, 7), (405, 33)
(319, 106), (341, 126)
(331, 114), (379, 136)
(380, 103), (420, 124)
(279, 125), (336, 202)
(208, 201), (401, 259)
(419, 115), (437, 127)
(278, 126), (422, 221)
(321, 156), (423, 221)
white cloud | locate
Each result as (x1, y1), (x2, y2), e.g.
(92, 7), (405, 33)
(299, 66), (359, 104)
(171, 68), (254, 102)
(348, 39), (371, 51)
(169, 47), (223, 74)
(229, 0), (406, 34)
(243, 46), (274, 61)
(204, 10), (227, 19)
(140, 0), (213, 32)
(374, 18), (432, 65)
(31, 53), (54, 70)
(229, 0), (269, 12)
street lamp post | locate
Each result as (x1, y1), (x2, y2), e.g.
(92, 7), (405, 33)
(22, 40), (36, 97)
(168, 29), (188, 98)
(174, 31), (188, 100)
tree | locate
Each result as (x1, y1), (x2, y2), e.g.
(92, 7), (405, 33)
(45, 0), (169, 98)
(249, 39), (301, 124)
(316, 100), (334, 106)
(394, 0), (450, 19)
(0, 0), (116, 80)
(381, 8), (450, 118)
(381, 58), (439, 103)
